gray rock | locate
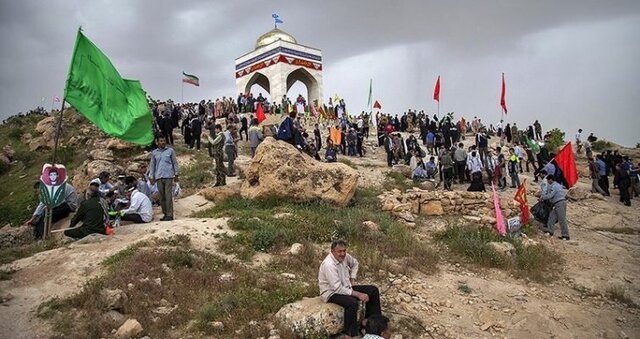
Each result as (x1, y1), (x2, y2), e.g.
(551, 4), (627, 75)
(115, 318), (143, 338)
(275, 297), (344, 337)
(100, 288), (128, 311)
(102, 310), (126, 328)
(288, 243), (304, 255)
(487, 241), (516, 258)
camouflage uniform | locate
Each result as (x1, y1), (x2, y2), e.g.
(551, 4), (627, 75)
(211, 132), (226, 186)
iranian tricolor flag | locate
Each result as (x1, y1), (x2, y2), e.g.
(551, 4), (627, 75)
(182, 72), (199, 86)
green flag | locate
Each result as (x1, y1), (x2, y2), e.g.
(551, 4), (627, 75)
(367, 78), (372, 107)
(64, 30), (153, 145)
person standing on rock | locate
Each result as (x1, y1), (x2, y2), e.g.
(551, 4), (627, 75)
(248, 118), (264, 158)
(588, 157), (606, 196)
(319, 239), (382, 339)
(540, 174), (570, 240)
(223, 124), (237, 177)
(150, 135), (179, 221)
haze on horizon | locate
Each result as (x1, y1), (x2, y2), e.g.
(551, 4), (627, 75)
(1, 0), (639, 146)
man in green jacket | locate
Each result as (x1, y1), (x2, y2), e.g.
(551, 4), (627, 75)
(64, 188), (108, 239)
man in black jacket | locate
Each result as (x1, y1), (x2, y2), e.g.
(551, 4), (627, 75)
(64, 188), (107, 239)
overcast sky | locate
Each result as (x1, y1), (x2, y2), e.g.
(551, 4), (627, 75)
(1, 0), (639, 146)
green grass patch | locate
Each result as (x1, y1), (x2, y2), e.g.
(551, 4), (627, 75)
(194, 188), (439, 276)
(0, 113), (88, 226)
(592, 140), (613, 151)
(38, 235), (318, 338)
(338, 157), (358, 169)
(383, 171), (421, 191)
(434, 225), (562, 282)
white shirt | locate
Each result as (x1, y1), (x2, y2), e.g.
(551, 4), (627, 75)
(575, 132), (582, 142)
(318, 253), (359, 302)
(120, 190), (153, 222)
(514, 145), (525, 158)
(467, 155), (484, 173)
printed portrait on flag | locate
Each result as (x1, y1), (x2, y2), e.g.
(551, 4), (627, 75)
(40, 163), (67, 208)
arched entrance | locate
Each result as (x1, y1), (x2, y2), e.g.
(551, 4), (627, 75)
(244, 72), (270, 96)
(286, 68), (319, 104)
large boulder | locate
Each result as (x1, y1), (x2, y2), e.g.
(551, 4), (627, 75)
(275, 297), (344, 337)
(240, 138), (358, 206)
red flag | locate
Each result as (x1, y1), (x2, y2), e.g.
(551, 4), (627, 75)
(373, 100), (381, 109)
(554, 143), (579, 188)
(500, 73), (508, 114)
(514, 179), (529, 225)
(256, 103), (266, 124)
(433, 76), (440, 102)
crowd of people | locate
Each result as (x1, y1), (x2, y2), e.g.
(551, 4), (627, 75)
(10, 92), (640, 339)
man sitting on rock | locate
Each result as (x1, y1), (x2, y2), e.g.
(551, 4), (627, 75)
(319, 239), (382, 338)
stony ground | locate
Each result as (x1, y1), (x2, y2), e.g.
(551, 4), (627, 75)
(0, 130), (639, 339)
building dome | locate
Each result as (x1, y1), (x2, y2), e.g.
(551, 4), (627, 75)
(255, 28), (297, 49)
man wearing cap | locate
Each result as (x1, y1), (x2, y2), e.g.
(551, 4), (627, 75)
(540, 174), (570, 240)
(120, 186), (153, 223)
(150, 135), (179, 221)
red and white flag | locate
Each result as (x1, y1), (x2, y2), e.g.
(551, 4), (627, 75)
(433, 76), (440, 102)
(54, 95), (60, 102)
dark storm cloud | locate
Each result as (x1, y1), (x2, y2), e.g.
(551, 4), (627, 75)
(1, 0), (639, 144)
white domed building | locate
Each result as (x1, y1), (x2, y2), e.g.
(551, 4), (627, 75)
(234, 27), (323, 105)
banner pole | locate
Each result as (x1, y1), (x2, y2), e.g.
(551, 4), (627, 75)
(51, 100), (67, 165)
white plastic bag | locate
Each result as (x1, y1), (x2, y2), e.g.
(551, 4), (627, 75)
(173, 182), (181, 199)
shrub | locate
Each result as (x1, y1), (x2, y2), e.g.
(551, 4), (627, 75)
(592, 140), (613, 151)
(545, 128), (565, 152)
(434, 225), (562, 282)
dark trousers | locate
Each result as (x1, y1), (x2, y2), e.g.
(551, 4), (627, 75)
(64, 225), (106, 239)
(163, 130), (174, 145)
(619, 179), (631, 205)
(455, 161), (466, 183)
(121, 213), (145, 223)
(34, 203), (72, 239)
(190, 135), (201, 150)
(239, 127), (248, 140)
(386, 151), (393, 167)
(328, 285), (381, 337)
(599, 175), (610, 195)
